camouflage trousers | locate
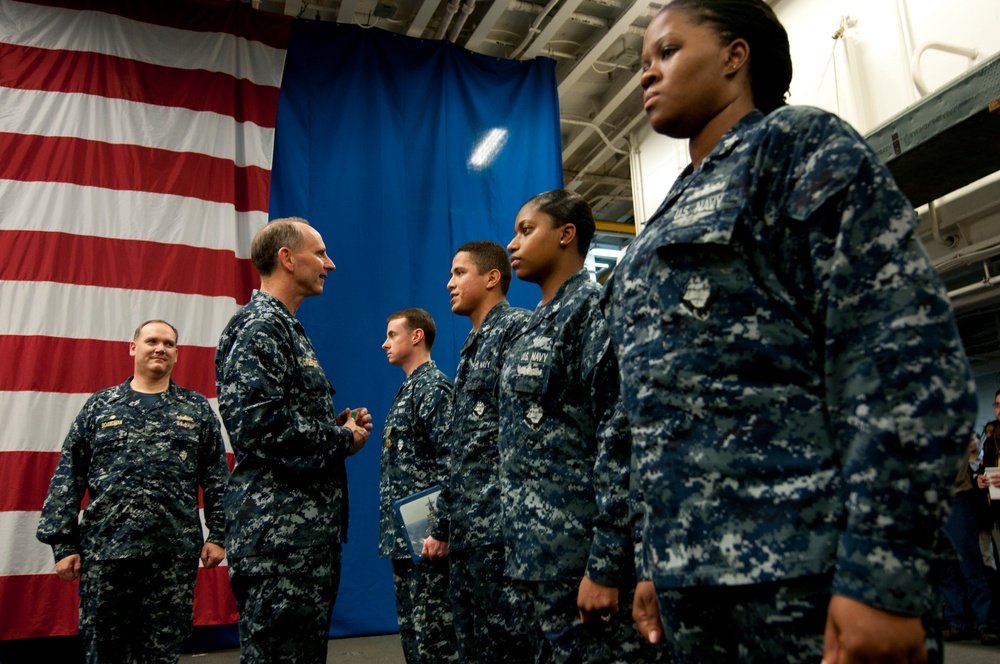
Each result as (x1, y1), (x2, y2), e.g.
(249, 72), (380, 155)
(514, 580), (667, 664)
(449, 544), (536, 663)
(391, 557), (458, 663)
(229, 544), (341, 664)
(653, 573), (943, 664)
(78, 556), (198, 664)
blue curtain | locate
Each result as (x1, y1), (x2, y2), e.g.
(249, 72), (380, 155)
(268, 20), (563, 637)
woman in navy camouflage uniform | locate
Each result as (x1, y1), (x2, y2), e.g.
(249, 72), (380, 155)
(602, 1), (976, 663)
(500, 190), (663, 663)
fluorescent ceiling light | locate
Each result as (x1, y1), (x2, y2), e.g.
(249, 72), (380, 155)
(469, 128), (509, 170)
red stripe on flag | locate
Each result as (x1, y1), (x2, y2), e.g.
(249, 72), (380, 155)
(0, 567), (237, 640)
(0, 42), (282, 127)
(0, 453), (234, 513)
(0, 336), (218, 397)
(22, 0), (292, 50)
(0, 230), (259, 302)
(0, 451), (62, 512)
(0, 133), (272, 212)
(0, 574), (81, 640)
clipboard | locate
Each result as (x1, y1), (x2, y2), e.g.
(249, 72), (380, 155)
(393, 485), (441, 562)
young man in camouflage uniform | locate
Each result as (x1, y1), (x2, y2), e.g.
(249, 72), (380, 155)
(37, 319), (229, 663)
(421, 241), (535, 663)
(216, 218), (372, 663)
(380, 308), (457, 663)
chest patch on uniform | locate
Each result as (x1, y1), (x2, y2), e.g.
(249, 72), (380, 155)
(525, 403), (544, 430)
(100, 417), (123, 429)
(473, 401), (485, 419)
(175, 416), (196, 429)
(301, 358), (320, 368)
(680, 276), (711, 320)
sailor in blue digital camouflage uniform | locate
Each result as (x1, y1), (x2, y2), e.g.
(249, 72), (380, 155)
(216, 218), (372, 664)
(380, 308), (458, 663)
(601, 2), (977, 663)
(420, 241), (536, 663)
(37, 319), (230, 664)
(500, 190), (664, 663)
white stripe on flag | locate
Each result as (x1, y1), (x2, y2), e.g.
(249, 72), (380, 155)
(2, 0), (287, 85)
(0, 282), (242, 348)
(0, 391), (231, 454)
(0, 510), (60, 576)
(1, 88), (277, 167)
(0, 181), (268, 256)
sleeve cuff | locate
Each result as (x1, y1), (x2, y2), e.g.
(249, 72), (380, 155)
(831, 532), (936, 616)
(585, 528), (631, 587)
(52, 544), (78, 562)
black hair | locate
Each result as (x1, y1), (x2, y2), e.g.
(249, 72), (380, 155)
(523, 189), (595, 258)
(664, 0), (792, 114)
(455, 240), (512, 295)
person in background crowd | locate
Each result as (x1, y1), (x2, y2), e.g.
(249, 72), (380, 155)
(942, 432), (999, 645)
(38, 320), (229, 663)
(601, 1), (976, 662)
(216, 218), (372, 663)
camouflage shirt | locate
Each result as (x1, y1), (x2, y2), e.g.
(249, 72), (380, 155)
(602, 106), (976, 616)
(216, 290), (354, 559)
(499, 268), (632, 585)
(434, 301), (530, 550)
(379, 360), (453, 559)
(36, 379), (229, 562)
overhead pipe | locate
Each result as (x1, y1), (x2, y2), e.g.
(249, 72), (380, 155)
(948, 262), (1000, 300)
(910, 41), (979, 97)
(560, 119), (629, 156)
(509, 0), (559, 59)
(448, 0), (476, 42)
(434, 0), (460, 40)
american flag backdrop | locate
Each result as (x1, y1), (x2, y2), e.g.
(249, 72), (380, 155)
(0, 0), (291, 639)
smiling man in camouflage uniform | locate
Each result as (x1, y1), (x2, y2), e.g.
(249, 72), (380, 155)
(216, 217), (372, 663)
(380, 308), (457, 663)
(37, 319), (229, 664)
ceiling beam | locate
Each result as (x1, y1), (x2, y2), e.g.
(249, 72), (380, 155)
(563, 170), (631, 187)
(596, 220), (636, 235)
(567, 110), (647, 190)
(463, 0), (510, 51)
(521, 0), (588, 60)
(558, 0), (653, 95)
(337, 0), (359, 24)
(562, 69), (641, 162)
(407, 0), (442, 38)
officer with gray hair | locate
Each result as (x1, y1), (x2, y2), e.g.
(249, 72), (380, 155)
(216, 217), (372, 663)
